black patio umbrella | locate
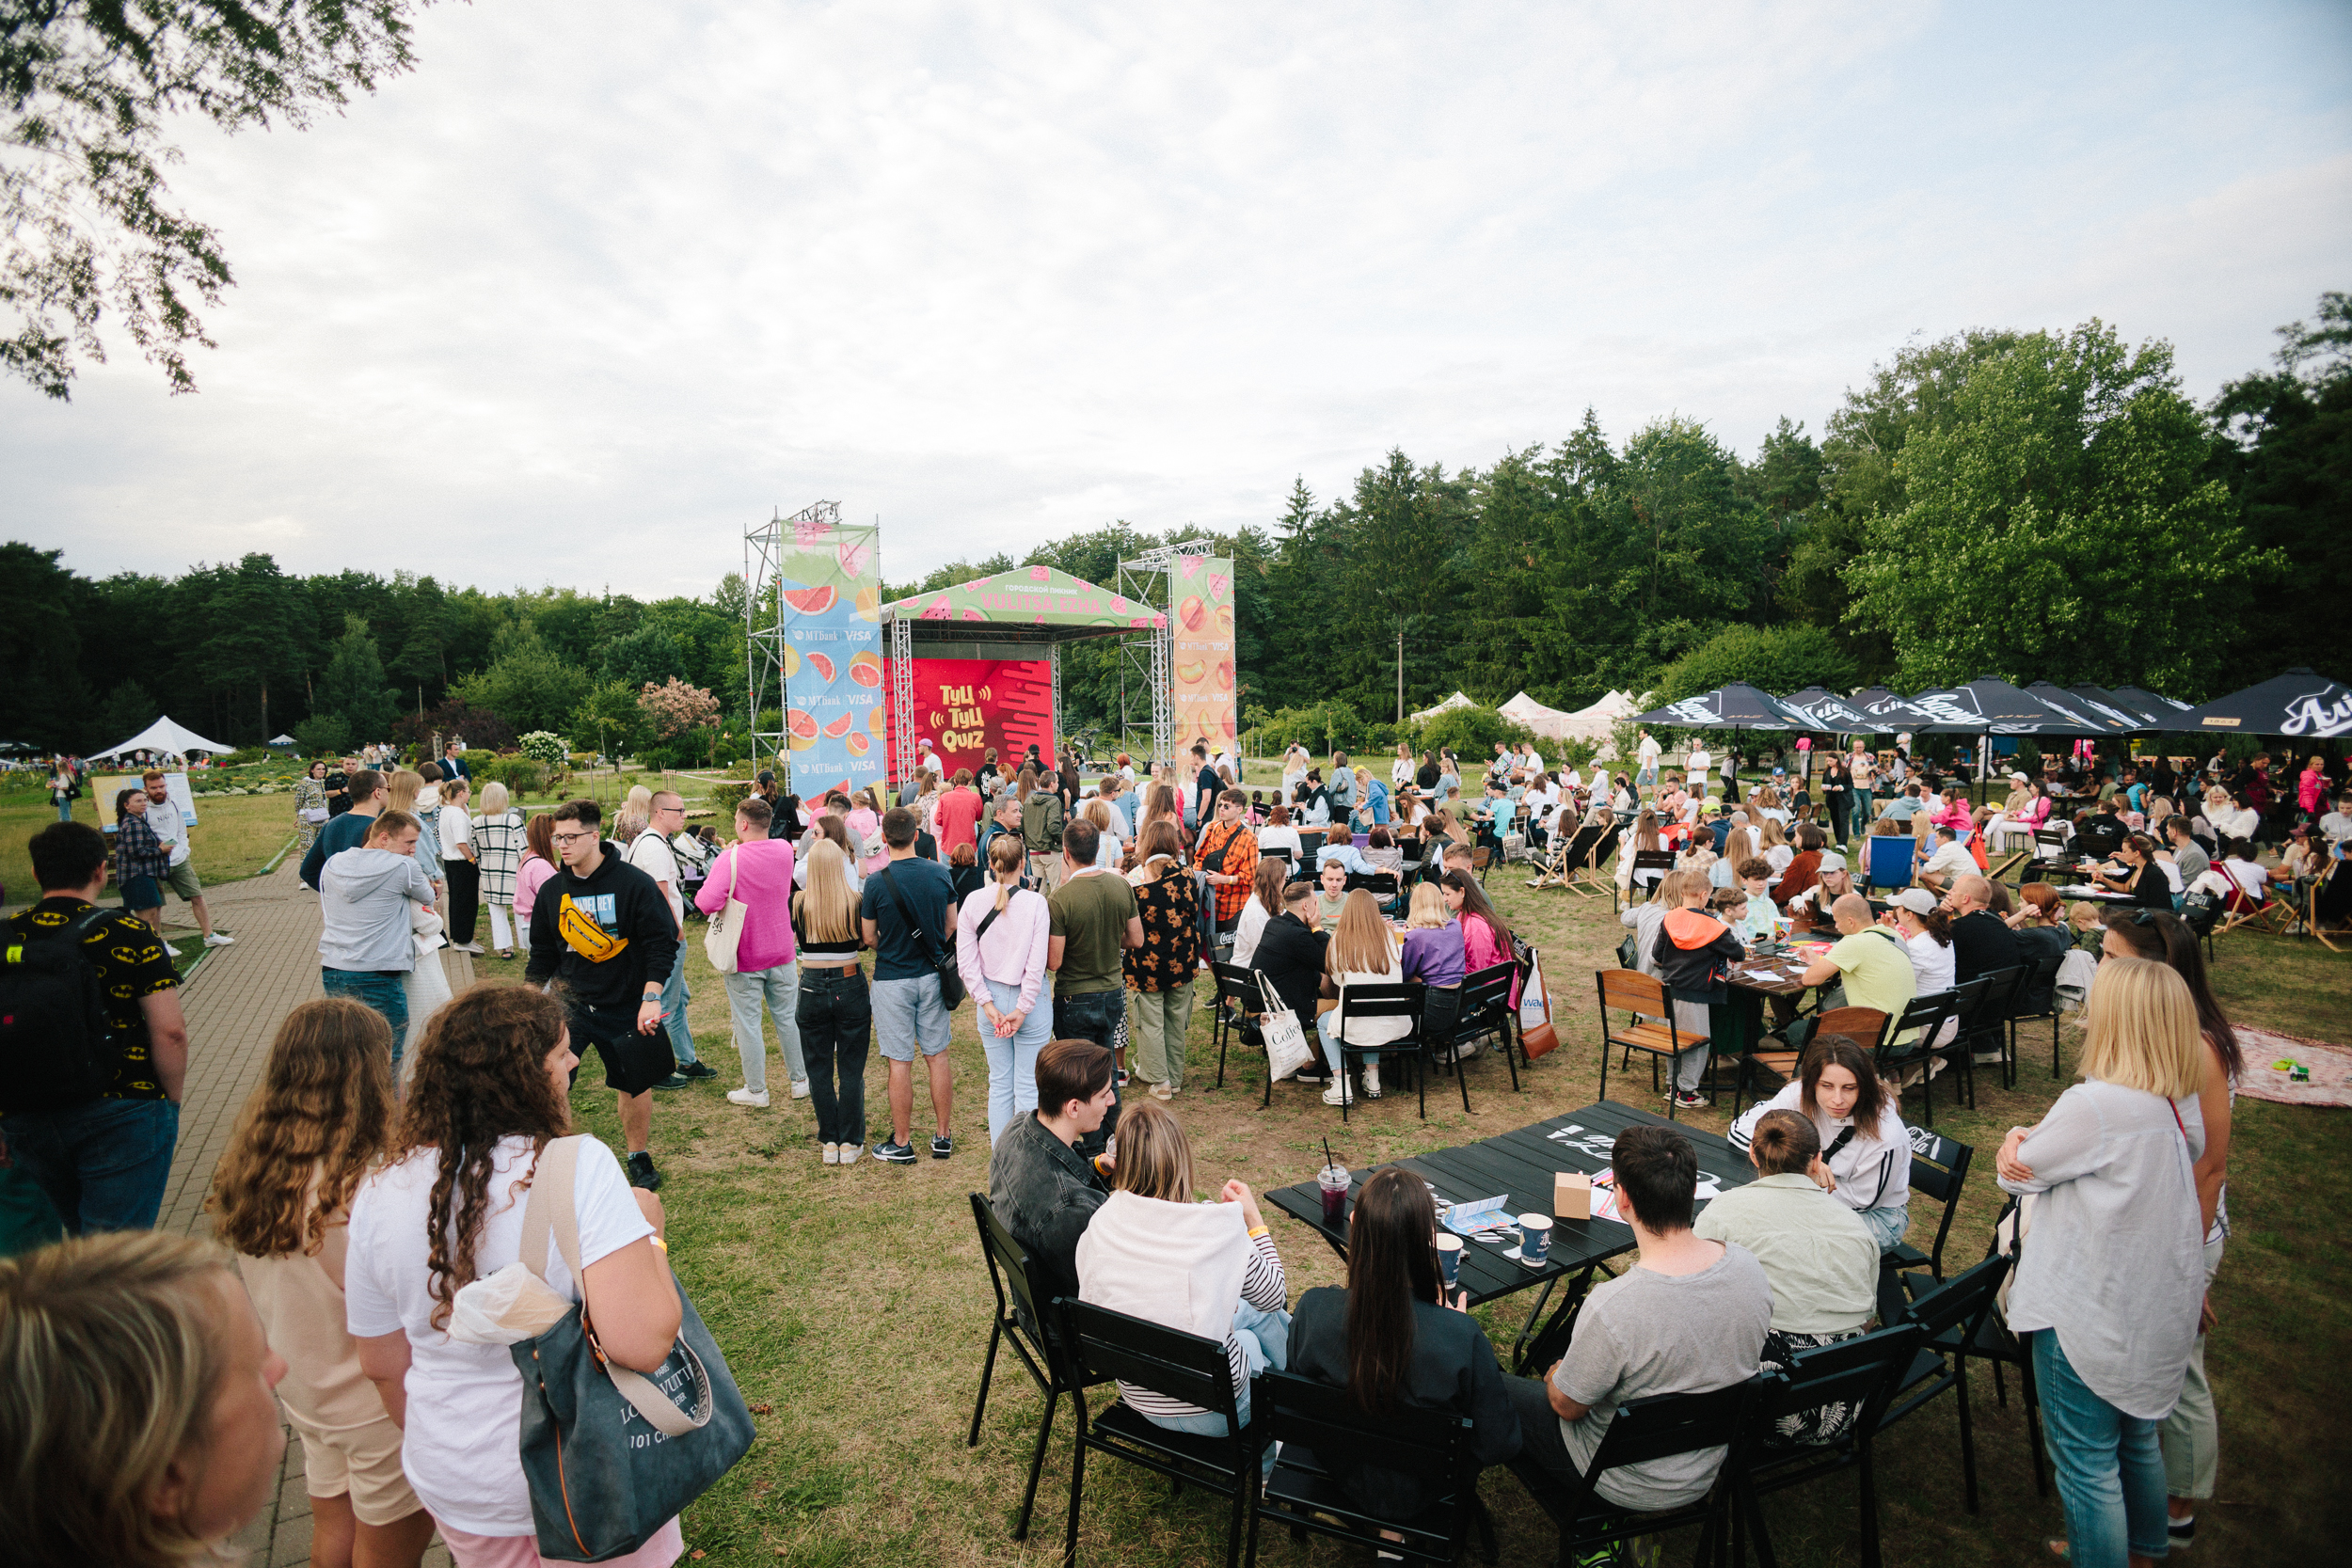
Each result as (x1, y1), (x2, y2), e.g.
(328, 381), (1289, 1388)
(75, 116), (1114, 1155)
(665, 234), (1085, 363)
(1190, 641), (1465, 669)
(2064, 684), (2160, 734)
(1779, 687), (1873, 734)
(2110, 685), (2198, 733)
(1904, 676), (2111, 799)
(1850, 687), (1935, 731)
(2025, 683), (2137, 736)
(1629, 683), (1813, 799)
(2168, 668), (2352, 740)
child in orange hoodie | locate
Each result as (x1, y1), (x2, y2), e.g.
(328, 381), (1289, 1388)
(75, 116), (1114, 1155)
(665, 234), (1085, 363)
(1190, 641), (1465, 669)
(1650, 878), (1748, 1110)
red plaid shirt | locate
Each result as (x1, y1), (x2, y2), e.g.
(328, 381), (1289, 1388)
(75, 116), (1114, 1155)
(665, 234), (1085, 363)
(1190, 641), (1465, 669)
(1195, 820), (1258, 923)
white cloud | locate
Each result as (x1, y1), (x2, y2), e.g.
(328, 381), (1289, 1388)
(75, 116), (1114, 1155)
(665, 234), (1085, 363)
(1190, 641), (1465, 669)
(3, 0), (2345, 595)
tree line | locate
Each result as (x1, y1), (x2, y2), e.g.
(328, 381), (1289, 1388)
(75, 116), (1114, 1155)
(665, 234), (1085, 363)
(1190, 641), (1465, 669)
(3, 294), (2341, 761)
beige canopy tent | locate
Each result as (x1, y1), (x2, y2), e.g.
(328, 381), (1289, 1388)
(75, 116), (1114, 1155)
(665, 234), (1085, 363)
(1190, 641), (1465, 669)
(1406, 690), (1480, 722)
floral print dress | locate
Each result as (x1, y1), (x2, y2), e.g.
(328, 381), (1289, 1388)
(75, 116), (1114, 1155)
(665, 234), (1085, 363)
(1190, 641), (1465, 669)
(1124, 866), (1200, 994)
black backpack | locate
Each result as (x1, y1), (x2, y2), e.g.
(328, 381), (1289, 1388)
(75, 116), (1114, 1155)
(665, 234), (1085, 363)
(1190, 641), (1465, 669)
(0, 911), (119, 1112)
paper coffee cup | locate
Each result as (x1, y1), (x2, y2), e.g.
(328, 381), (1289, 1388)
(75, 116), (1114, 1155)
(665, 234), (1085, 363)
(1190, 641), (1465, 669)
(1518, 1212), (1553, 1268)
(1434, 1232), (1464, 1289)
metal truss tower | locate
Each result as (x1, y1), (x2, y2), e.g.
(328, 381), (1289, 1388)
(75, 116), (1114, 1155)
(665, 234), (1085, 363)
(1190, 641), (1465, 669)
(1115, 546), (1180, 768)
(745, 499), (840, 789)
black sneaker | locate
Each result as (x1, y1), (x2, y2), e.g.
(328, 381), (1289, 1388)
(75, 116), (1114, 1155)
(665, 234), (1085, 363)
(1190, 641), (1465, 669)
(678, 1061), (721, 1080)
(931, 1133), (954, 1160)
(650, 1073), (691, 1091)
(626, 1152), (664, 1192)
(873, 1140), (918, 1164)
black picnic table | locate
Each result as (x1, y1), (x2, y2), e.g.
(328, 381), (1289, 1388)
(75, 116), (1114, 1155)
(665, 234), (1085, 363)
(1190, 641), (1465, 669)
(1265, 1101), (1753, 1374)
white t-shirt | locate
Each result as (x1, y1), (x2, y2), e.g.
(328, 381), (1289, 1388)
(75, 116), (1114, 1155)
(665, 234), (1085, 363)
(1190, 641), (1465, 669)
(438, 803), (472, 863)
(1687, 750), (1711, 779)
(1905, 928), (1957, 996)
(146, 797), (193, 867)
(1637, 736), (1661, 765)
(626, 831), (685, 927)
(344, 1137), (654, 1535)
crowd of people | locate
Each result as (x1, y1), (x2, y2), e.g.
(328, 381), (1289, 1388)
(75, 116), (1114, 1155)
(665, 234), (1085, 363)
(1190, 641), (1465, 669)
(0, 721), (2324, 1568)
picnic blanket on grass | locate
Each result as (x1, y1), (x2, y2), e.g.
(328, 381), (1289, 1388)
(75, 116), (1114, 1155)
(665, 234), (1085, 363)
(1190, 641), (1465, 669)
(2234, 1029), (2352, 1108)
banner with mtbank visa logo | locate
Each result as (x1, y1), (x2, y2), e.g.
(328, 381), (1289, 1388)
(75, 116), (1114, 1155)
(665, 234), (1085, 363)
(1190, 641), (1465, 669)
(779, 518), (885, 800)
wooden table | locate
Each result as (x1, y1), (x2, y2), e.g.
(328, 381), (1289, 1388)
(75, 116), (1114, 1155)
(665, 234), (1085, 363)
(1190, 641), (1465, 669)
(1265, 1101), (1753, 1373)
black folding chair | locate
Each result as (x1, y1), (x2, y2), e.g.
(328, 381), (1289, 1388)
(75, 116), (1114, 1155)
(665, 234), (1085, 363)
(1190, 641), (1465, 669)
(1248, 1370), (1497, 1568)
(1614, 849), (1677, 913)
(1878, 1126), (1973, 1323)
(1208, 961), (1262, 1090)
(1873, 990), (1960, 1128)
(2008, 949), (2068, 1080)
(1509, 1377), (1764, 1568)
(1920, 1198), (2050, 1502)
(1731, 1324), (1925, 1568)
(1055, 1298), (1269, 1568)
(1881, 1254), (2013, 1514)
(1961, 964), (2027, 1090)
(1327, 981), (1438, 1121)
(1449, 959), (1524, 1094)
(967, 1196), (1109, 1542)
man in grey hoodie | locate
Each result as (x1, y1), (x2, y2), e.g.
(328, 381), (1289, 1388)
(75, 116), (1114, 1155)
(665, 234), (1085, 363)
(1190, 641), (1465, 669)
(318, 808), (437, 1058)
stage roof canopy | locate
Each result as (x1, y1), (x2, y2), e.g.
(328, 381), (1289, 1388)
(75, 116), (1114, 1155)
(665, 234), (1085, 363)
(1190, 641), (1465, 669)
(878, 564), (1169, 646)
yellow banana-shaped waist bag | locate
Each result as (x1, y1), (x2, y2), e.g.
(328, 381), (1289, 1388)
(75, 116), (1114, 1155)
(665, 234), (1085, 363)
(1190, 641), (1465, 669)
(557, 895), (628, 964)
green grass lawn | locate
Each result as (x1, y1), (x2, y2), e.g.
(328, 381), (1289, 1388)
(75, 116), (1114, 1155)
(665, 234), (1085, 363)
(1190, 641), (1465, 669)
(0, 785), (302, 909)
(449, 805), (2352, 1568)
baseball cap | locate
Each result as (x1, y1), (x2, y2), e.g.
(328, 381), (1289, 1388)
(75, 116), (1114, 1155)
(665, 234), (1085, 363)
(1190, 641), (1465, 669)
(1819, 852), (1849, 873)
(1891, 887), (1941, 915)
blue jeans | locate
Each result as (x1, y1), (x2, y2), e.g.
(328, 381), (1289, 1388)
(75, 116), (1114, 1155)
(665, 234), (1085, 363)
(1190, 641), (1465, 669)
(660, 958), (699, 1066)
(322, 969), (410, 1068)
(2, 1098), (181, 1235)
(982, 977), (1051, 1146)
(1054, 989), (1125, 1158)
(2034, 1328), (2170, 1567)
(1316, 1009), (1382, 1071)
(56, 798), (74, 822)
(1142, 1303), (1291, 1475)
(1854, 1203), (1910, 1252)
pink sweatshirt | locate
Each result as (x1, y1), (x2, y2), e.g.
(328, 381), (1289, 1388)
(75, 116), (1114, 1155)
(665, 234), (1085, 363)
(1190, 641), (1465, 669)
(955, 881), (1051, 1017)
(695, 839), (799, 972)
(514, 855), (555, 925)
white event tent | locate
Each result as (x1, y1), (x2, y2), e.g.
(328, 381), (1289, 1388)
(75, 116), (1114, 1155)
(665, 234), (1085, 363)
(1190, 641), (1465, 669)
(1406, 690), (1480, 722)
(92, 716), (236, 759)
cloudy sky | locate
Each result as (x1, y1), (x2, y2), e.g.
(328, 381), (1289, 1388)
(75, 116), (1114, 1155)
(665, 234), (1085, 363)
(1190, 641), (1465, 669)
(6, 0), (2347, 601)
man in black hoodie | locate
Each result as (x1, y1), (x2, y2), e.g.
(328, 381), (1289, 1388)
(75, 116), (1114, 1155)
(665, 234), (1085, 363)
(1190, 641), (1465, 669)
(525, 798), (680, 1191)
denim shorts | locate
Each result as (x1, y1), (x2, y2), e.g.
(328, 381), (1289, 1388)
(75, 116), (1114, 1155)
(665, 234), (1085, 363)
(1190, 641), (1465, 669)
(873, 972), (951, 1062)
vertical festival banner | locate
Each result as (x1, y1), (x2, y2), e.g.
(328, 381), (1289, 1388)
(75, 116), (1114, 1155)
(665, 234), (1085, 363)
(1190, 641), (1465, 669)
(778, 518), (885, 800)
(1169, 554), (1236, 752)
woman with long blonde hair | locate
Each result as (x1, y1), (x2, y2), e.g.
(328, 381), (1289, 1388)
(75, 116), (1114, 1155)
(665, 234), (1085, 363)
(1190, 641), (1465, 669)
(1995, 958), (2208, 1568)
(956, 832), (1051, 1144)
(384, 769), (442, 906)
(214, 999), (431, 1568)
(345, 985), (677, 1568)
(793, 838), (872, 1161)
(1316, 889), (1407, 1106)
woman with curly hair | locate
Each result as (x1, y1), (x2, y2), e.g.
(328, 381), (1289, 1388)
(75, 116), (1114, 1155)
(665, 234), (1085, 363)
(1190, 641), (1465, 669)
(344, 984), (681, 1568)
(213, 998), (432, 1568)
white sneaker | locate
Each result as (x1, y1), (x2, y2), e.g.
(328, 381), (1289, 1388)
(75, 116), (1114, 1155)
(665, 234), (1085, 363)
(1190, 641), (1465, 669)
(822, 1143), (840, 1164)
(1362, 1066), (1383, 1098)
(837, 1142), (863, 1165)
(453, 942), (485, 955)
(726, 1087), (771, 1108)
(202, 932), (235, 947)
(163, 943), (183, 958)
(790, 1080), (811, 1101)
(1322, 1082), (1355, 1107)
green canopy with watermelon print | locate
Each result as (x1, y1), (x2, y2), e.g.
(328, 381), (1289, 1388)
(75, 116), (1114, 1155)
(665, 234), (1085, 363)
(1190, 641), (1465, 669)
(876, 563), (1168, 637)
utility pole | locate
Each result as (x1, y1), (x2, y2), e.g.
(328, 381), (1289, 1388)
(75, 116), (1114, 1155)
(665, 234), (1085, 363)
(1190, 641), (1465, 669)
(1395, 625), (1404, 723)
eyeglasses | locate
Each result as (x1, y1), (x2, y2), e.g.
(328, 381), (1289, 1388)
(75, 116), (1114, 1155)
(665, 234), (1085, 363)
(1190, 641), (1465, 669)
(552, 831), (596, 845)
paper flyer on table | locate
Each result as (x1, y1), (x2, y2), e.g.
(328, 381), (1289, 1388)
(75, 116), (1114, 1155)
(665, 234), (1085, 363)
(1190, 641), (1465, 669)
(1441, 1196), (1513, 1236)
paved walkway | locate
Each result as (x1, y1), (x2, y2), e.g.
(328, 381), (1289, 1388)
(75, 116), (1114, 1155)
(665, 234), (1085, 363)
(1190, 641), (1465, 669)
(154, 859), (473, 1568)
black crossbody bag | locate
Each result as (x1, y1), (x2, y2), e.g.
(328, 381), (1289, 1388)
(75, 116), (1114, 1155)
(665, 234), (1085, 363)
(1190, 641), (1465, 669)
(881, 864), (966, 1009)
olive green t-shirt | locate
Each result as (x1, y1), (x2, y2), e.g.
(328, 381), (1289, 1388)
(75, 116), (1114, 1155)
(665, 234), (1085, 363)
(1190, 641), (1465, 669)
(1049, 869), (1139, 995)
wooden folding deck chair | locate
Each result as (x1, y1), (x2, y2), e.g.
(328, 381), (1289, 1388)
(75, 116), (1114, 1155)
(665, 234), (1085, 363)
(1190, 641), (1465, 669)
(1564, 821), (1625, 899)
